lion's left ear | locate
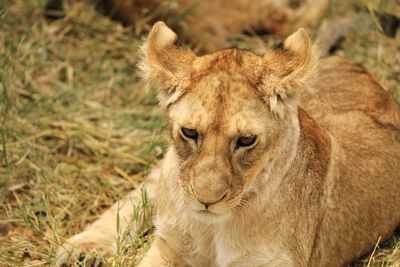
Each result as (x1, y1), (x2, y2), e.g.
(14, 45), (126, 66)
(258, 28), (319, 118)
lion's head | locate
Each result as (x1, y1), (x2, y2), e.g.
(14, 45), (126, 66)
(140, 22), (318, 222)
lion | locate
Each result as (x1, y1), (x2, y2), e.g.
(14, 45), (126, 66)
(56, 22), (400, 266)
(108, 0), (329, 53)
(46, 0), (329, 53)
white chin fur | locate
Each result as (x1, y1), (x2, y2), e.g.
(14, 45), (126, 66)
(189, 209), (231, 224)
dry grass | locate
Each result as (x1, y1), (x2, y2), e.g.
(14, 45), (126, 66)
(0, 0), (399, 266)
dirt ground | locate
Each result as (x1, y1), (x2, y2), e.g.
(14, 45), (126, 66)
(0, 0), (399, 266)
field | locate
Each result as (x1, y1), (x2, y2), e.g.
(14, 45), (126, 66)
(0, 0), (399, 266)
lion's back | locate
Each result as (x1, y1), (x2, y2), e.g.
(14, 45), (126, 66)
(303, 56), (400, 128)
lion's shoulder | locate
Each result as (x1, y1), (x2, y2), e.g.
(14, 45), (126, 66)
(302, 56), (400, 130)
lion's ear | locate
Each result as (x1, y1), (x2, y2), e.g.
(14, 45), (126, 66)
(259, 28), (319, 118)
(139, 21), (196, 107)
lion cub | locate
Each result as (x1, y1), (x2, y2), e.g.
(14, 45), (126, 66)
(56, 22), (400, 267)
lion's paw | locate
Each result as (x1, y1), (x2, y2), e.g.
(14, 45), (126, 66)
(56, 231), (115, 267)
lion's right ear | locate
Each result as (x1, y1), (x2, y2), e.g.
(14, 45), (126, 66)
(139, 21), (196, 107)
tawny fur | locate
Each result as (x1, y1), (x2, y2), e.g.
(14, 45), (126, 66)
(56, 22), (400, 267)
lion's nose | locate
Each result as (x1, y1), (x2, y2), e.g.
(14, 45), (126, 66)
(193, 178), (229, 207)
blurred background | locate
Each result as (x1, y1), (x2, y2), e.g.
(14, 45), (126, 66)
(0, 0), (399, 266)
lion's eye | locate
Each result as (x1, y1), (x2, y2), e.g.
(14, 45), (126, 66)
(236, 136), (257, 148)
(181, 127), (198, 140)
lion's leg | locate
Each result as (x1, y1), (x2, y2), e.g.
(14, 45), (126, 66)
(55, 166), (160, 266)
(137, 236), (180, 267)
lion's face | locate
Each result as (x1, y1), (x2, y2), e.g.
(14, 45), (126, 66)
(167, 64), (292, 220)
(140, 22), (318, 222)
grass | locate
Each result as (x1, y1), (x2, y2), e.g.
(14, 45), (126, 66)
(0, 0), (399, 266)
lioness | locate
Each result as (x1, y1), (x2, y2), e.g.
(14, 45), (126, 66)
(56, 22), (400, 266)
